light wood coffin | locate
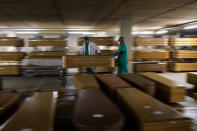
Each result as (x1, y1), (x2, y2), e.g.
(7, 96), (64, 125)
(134, 38), (168, 46)
(134, 63), (168, 72)
(169, 63), (197, 71)
(28, 38), (67, 46)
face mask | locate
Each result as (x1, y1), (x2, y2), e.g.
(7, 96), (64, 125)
(118, 41), (120, 44)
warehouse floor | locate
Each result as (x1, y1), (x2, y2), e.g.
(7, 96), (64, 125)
(1, 72), (197, 130)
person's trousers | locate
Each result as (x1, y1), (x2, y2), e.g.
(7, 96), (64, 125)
(118, 63), (128, 74)
(86, 68), (93, 74)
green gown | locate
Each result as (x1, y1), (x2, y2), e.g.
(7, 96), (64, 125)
(118, 43), (128, 74)
(85, 43), (93, 73)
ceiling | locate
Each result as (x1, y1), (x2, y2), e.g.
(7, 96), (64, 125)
(0, 0), (197, 30)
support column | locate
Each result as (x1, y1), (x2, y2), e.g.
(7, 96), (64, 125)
(120, 20), (133, 73)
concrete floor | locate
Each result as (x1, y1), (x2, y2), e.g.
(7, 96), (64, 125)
(1, 73), (197, 130)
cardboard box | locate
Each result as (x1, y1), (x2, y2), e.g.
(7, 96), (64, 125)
(134, 38), (168, 46)
(1, 92), (57, 131)
(134, 63), (168, 72)
(0, 65), (21, 75)
(119, 74), (156, 96)
(62, 55), (115, 68)
(0, 52), (25, 61)
(0, 37), (24, 47)
(169, 63), (197, 71)
(134, 50), (170, 59)
(75, 74), (100, 91)
(141, 73), (186, 103)
(171, 38), (197, 46)
(117, 88), (192, 131)
(78, 37), (118, 46)
(173, 50), (197, 58)
(73, 89), (124, 131)
(28, 38), (67, 46)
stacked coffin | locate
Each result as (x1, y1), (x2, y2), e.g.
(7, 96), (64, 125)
(62, 55), (115, 68)
(1, 92), (57, 131)
(171, 38), (197, 46)
(134, 38), (168, 46)
(78, 37), (118, 73)
(134, 50), (170, 59)
(0, 37), (25, 75)
(117, 88), (193, 131)
(24, 38), (67, 75)
(78, 37), (118, 46)
(141, 73), (186, 103)
(134, 63), (168, 72)
(169, 63), (197, 71)
(173, 50), (197, 58)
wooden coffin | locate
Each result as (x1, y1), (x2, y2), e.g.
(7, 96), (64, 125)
(187, 73), (197, 91)
(134, 50), (170, 59)
(169, 63), (197, 71)
(27, 51), (65, 59)
(75, 74), (100, 91)
(134, 63), (168, 72)
(134, 38), (168, 46)
(117, 88), (192, 131)
(95, 74), (131, 102)
(73, 89), (124, 131)
(0, 37), (24, 47)
(0, 93), (18, 123)
(0, 65), (21, 75)
(173, 50), (197, 58)
(100, 50), (116, 56)
(62, 55), (115, 68)
(171, 38), (197, 46)
(141, 73), (186, 103)
(1, 92), (57, 131)
(28, 38), (67, 46)
(78, 37), (118, 46)
(0, 52), (25, 61)
(119, 74), (156, 96)
(95, 67), (116, 73)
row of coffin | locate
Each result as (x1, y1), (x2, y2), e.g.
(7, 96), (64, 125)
(0, 37), (67, 47)
(134, 50), (197, 59)
(134, 38), (197, 46)
(1, 72), (197, 131)
(73, 73), (195, 131)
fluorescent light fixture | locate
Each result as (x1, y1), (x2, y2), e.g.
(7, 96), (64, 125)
(155, 30), (168, 34)
(131, 31), (154, 35)
(184, 24), (197, 30)
(68, 32), (96, 35)
(16, 32), (39, 34)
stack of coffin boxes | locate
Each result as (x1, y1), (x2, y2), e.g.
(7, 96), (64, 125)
(0, 37), (25, 75)
(73, 73), (193, 131)
(78, 37), (118, 73)
(24, 38), (67, 75)
(169, 38), (197, 71)
(133, 38), (169, 72)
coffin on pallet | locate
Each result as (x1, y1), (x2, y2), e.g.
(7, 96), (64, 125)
(134, 63), (168, 72)
(28, 38), (67, 47)
(169, 63), (197, 71)
(134, 38), (168, 46)
(0, 37), (24, 47)
(171, 38), (197, 46)
(0, 65), (21, 75)
(173, 50), (197, 58)
(134, 50), (170, 59)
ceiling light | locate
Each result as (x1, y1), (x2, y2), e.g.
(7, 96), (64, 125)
(16, 32), (39, 34)
(184, 24), (197, 30)
(68, 32), (97, 35)
(155, 30), (168, 34)
(131, 31), (154, 35)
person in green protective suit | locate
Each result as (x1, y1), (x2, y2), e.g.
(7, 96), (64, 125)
(117, 37), (128, 74)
